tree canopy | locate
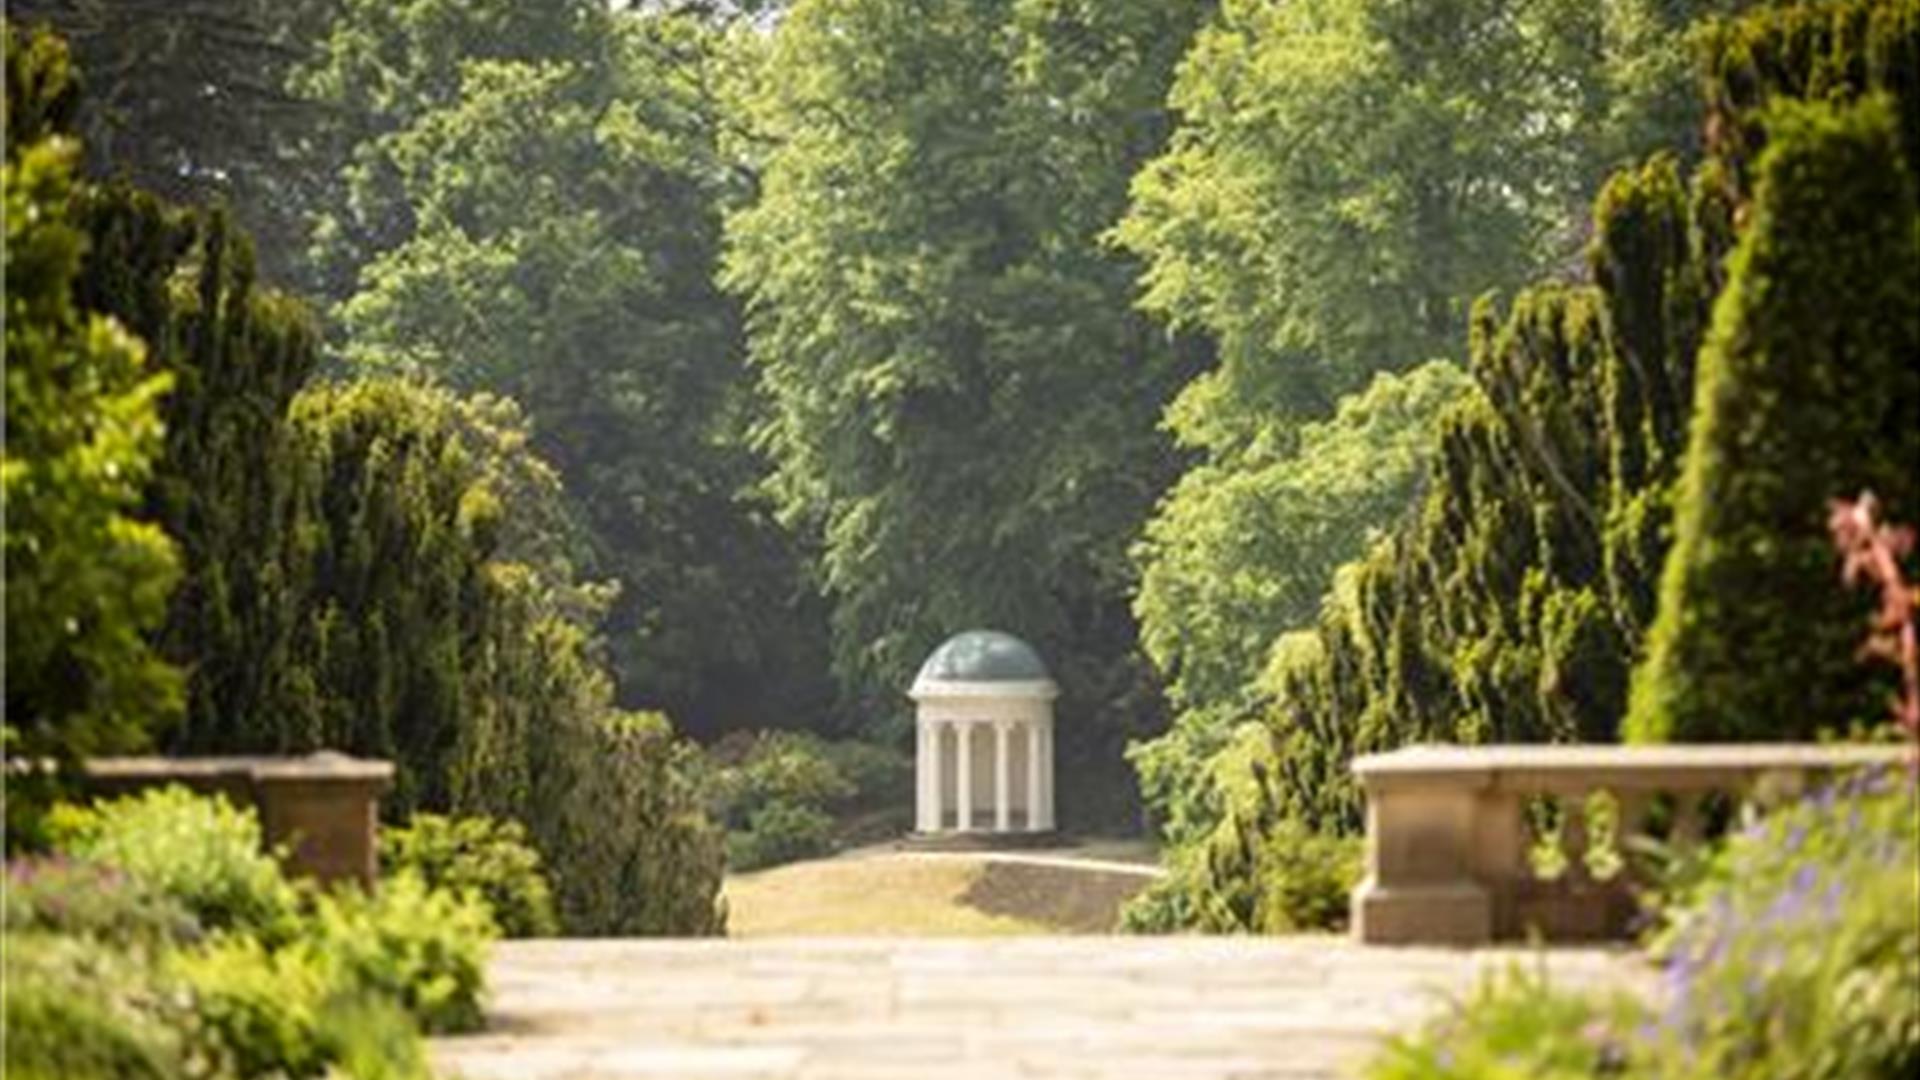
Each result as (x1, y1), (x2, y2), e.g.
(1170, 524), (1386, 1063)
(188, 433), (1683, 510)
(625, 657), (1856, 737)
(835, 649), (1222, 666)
(723, 0), (1214, 821)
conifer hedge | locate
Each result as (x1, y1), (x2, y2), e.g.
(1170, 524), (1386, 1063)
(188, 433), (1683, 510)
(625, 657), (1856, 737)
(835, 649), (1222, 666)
(1628, 95), (1920, 741)
(3, 26), (181, 772)
(1132, 0), (1920, 931)
(3, 22), (725, 933)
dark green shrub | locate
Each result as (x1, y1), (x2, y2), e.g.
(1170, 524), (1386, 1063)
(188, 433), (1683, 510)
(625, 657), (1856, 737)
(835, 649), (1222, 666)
(1, 933), (185, 1080)
(817, 737), (913, 813)
(1628, 96), (1920, 742)
(703, 730), (911, 869)
(537, 711), (728, 937)
(1121, 812), (1361, 934)
(1696, 0), (1920, 202)
(727, 800), (836, 872)
(45, 787), (298, 940)
(1115, 874), (1198, 934)
(1247, 821), (1364, 933)
(380, 814), (558, 938)
(2, 856), (197, 945)
(301, 871), (495, 1034)
(709, 731), (856, 829)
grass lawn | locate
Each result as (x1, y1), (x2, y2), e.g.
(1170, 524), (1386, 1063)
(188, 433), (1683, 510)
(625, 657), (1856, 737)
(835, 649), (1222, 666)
(723, 843), (1162, 937)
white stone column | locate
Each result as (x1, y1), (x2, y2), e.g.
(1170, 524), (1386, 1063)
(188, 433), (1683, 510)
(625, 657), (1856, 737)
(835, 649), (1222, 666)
(1026, 720), (1043, 831)
(1039, 721), (1055, 831)
(921, 718), (936, 826)
(993, 721), (1011, 832)
(955, 720), (974, 832)
(914, 720), (927, 831)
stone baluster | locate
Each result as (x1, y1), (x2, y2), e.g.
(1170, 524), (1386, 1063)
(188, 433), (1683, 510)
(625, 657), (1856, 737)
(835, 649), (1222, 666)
(1614, 791), (1652, 879)
(1559, 793), (1591, 886)
(1669, 792), (1705, 854)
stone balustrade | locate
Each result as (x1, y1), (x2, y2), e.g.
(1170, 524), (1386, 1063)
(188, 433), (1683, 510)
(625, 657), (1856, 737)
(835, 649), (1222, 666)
(1350, 743), (1915, 945)
(80, 752), (395, 887)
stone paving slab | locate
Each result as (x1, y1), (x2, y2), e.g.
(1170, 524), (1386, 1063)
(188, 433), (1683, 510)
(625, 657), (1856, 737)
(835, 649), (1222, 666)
(432, 937), (1648, 1080)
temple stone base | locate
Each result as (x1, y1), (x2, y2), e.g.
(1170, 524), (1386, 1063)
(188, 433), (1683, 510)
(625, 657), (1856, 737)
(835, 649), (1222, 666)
(898, 829), (1064, 852)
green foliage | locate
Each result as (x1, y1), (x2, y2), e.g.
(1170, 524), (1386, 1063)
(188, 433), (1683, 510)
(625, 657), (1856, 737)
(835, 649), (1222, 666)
(1, 932), (187, 1080)
(703, 730), (911, 869)
(1138, 362), (1469, 712)
(538, 712), (729, 936)
(317, 2), (837, 740)
(724, 0), (1213, 825)
(8, 0), (337, 289)
(379, 813), (558, 938)
(1628, 95), (1920, 742)
(814, 737), (914, 813)
(1647, 773), (1920, 1078)
(7, 788), (457, 1079)
(76, 188), (324, 760)
(296, 0), (611, 299)
(169, 935), (336, 1078)
(1130, 361), (1469, 847)
(2, 24), (180, 770)
(45, 787), (297, 940)
(1696, 0), (1920, 208)
(1367, 964), (1644, 1080)
(728, 801), (837, 872)
(174, 934), (432, 1080)
(709, 730), (857, 823)
(273, 379), (726, 935)
(1112, 0), (1694, 445)
(1121, 730), (1374, 933)
(1366, 774), (1920, 1080)
(1131, 0), (1920, 929)
(1211, 281), (1645, 835)
(3, 856), (197, 946)
(280, 378), (579, 814)
(1590, 153), (1717, 636)
(299, 872), (495, 1035)
(1118, 0), (1740, 883)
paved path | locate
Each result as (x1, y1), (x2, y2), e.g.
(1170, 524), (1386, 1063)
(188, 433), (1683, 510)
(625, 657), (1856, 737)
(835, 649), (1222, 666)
(432, 937), (1646, 1080)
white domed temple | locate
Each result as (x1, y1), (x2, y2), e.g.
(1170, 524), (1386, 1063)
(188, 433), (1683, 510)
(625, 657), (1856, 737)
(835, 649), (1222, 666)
(911, 630), (1057, 836)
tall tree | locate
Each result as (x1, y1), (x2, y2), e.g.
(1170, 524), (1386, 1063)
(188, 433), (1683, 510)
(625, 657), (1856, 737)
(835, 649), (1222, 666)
(1115, 0), (1721, 854)
(297, 0), (609, 302)
(9, 0), (338, 288)
(723, 0), (1213, 825)
(1111, 0), (1652, 446)
(317, 3), (837, 736)
(1128, 360), (1468, 847)
(3, 25), (180, 768)
(1127, 0), (1920, 931)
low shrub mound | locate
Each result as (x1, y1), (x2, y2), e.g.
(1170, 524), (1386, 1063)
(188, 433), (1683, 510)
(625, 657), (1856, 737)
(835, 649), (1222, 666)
(45, 786), (298, 940)
(380, 813), (558, 938)
(2, 786), (491, 1079)
(704, 730), (911, 871)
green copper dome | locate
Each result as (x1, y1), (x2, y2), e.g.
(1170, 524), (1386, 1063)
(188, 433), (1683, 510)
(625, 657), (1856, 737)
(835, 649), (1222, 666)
(915, 630), (1050, 682)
